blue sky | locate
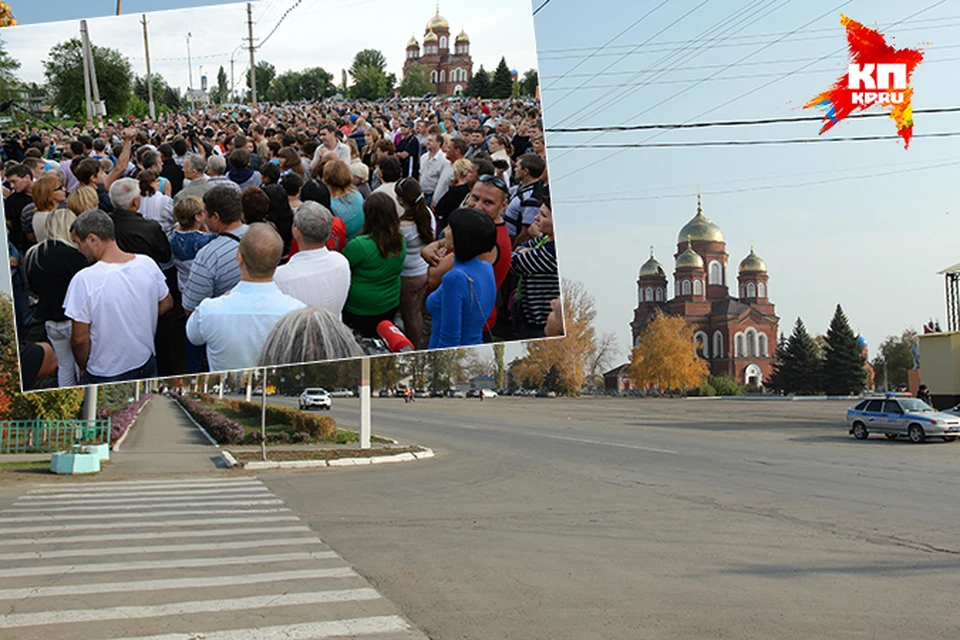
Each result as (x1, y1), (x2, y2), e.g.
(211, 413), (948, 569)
(5, 0), (959, 369)
(534, 0), (960, 364)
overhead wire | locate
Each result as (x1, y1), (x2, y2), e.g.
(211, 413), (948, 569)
(548, 131), (960, 149)
(533, 0), (553, 17)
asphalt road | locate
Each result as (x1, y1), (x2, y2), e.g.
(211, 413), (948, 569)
(242, 395), (960, 640)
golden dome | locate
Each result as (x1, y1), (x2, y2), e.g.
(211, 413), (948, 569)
(456, 28), (470, 43)
(426, 11), (449, 30)
(639, 249), (665, 277)
(677, 194), (724, 244)
(407, 35), (419, 48)
(739, 246), (767, 273)
(675, 240), (704, 270)
(424, 29), (438, 42)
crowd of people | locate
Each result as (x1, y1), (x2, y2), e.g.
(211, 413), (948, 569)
(3, 96), (561, 390)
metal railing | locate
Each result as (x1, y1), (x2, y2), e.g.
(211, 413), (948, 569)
(0, 419), (112, 454)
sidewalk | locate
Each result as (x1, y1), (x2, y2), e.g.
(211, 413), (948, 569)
(105, 396), (227, 477)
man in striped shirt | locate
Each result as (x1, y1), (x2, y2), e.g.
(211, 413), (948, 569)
(181, 187), (248, 316)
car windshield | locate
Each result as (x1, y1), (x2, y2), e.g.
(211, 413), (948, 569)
(899, 398), (933, 412)
(305, 389), (326, 395)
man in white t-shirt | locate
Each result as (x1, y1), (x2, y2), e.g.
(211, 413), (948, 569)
(64, 209), (173, 384)
(310, 123), (351, 175)
(273, 202), (351, 318)
(419, 133), (449, 206)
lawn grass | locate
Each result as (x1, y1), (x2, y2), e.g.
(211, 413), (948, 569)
(205, 401), (390, 445)
(0, 460), (51, 471)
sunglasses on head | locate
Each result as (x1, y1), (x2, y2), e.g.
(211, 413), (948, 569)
(478, 174), (508, 193)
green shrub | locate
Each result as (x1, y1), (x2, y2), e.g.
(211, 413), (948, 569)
(708, 375), (744, 396)
(689, 382), (717, 397)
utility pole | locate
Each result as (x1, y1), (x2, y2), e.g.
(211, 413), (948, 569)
(141, 14), (156, 120)
(116, 0), (122, 15)
(79, 21), (93, 124)
(81, 21), (105, 127)
(247, 3), (257, 106)
(186, 32), (194, 90)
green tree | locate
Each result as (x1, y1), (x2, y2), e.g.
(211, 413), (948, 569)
(371, 355), (400, 390)
(490, 57), (513, 99)
(267, 70), (301, 102)
(466, 65), (489, 98)
(212, 66), (228, 104)
(399, 63), (432, 97)
(299, 66), (336, 100)
(871, 329), (918, 390)
(493, 343), (505, 389)
(348, 49), (394, 100)
(822, 304), (866, 395)
(246, 61), (276, 103)
(0, 35), (21, 104)
(134, 73), (180, 111)
(771, 318), (823, 395)
(350, 49), (388, 75)
(519, 69), (539, 97)
(43, 39), (133, 119)
(766, 334), (789, 392)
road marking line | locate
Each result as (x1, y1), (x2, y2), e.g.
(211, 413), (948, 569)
(0, 525), (312, 546)
(0, 515), (301, 535)
(0, 551), (338, 579)
(17, 487), (274, 502)
(25, 479), (265, 493)
(0, 537), (322, 562)
(0, 588), (382, 629)
(102, 615), (411, 640)
(0, 508), (292, 523)
(543, 433), (678, 454)
(0, 568), (357, 601)
(5, 499), (284, 512)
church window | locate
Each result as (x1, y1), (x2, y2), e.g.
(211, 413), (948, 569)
(713, 331), (723, 358)
(746, 328), (757, 357)
(694, 331), (709, 359)
(758, 282), (766, 298)
(709, 261), (722, 285)
(693, 279), (703, 296)
(739, 284), (745, 298)
(759, 333), (768, 357)
(430, 70), (438, 83)
(440, 36), (447, 49)
(681, 279), (691, 296)
(735, 333), (745, 357)
(439, 70), (445, 83)
(645, 287), (653, 302)
(746, 282), (756, 298)
(655, 287), (663, 302)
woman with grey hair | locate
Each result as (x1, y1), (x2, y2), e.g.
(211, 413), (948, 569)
(257, 307), (364, 366)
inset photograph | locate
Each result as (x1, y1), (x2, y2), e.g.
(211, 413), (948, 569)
(0, 0), (556, 391)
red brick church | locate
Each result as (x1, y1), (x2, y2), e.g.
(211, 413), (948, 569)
(630, 195), (780, 388)
(403, 6), (473, 96)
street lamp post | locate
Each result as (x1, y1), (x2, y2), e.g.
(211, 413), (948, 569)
(186, 32), (194, 91)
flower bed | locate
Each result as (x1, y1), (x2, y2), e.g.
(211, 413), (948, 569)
(98, 394), (152, 443)
(194, 393), (337, 440)
(171, 393), (244, 444)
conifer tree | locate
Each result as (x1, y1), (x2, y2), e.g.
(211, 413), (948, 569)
(822, 304), (866, 395)
(491, 57), (513, 99)
(466, 65), (489, 97)
(774, 318), (823, 395)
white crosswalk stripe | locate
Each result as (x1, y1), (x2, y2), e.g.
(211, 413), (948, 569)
(0, 477), (427, 639)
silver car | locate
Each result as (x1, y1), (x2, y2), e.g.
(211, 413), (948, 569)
(299, 388), (332, 411)
(846, 395), (960, 443)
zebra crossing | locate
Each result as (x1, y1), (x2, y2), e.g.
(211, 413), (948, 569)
(0, 477), (427, 639)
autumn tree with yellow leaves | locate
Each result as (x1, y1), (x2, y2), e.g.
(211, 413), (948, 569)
(0, 3), (15, 27)
(512, 280), (600, 396)
(629, 310), (709, 392)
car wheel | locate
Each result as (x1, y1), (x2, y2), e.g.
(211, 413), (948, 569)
(907, 424), (926, 444)
(943, 436), (957, 443)
(884, 433), (899, 440)
(852, 422), (868, 440)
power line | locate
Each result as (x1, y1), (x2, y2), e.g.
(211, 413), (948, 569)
(255, 0), (304, 50)
(548, 131), (960, 149)
(546, 107), (960, 134)
(532, 0), (552, 16)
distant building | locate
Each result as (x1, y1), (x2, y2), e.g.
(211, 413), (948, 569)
(603, 364), (633, 393)
(470, 375), (495, 390)
(630, 194), (780, 388)
(403, 7), (473, 95)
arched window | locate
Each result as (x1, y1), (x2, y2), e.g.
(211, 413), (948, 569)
(735, 334), (745, 357)
(758, 333), (768, 357)
(758, 282), (766, 298)
(645, 286), (653, 302)
(430, 70), (438, 83)
(746, 282), (756, 298)
(713, 331), (723, 358)
(693, 279), (703, 296)
(681, 279), (691, 296)
(746, 328), (757, 357)
(694, 331), (709, 359)
(439, 70), (445, 83)
(709, 261), (722, 285)
(655, 287), (663, 302)
(440, 36), (448, 49)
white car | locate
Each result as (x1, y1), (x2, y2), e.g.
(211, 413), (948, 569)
(299, 388), (332, 411)
(329, 388), (354, 398)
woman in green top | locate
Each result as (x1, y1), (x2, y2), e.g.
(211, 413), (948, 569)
(342, 192), (406, 338)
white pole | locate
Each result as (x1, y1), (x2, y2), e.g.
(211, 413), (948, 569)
(359, 357), (371, 449)
(219, 372), (224, 399)
(134, 381), (140, 401)
(142, 15), (156, 120)
(260, 367), (267, 461)
(80, 21), (94, 124)
(245, 371), (253, 402)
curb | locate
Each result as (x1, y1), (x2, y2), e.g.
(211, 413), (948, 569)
(111, 395), (154, 452)
(171, 396), (236, 469)
(237, 447), (434, 470)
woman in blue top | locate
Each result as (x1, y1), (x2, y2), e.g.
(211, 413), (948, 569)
(426, 208), (498, 349)
(323, 160), (365, 241)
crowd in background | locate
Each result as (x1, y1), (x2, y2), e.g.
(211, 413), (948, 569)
(3, 96), (560, 390)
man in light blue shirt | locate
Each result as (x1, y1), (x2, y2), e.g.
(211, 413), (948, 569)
(186, 223), (305, 372)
